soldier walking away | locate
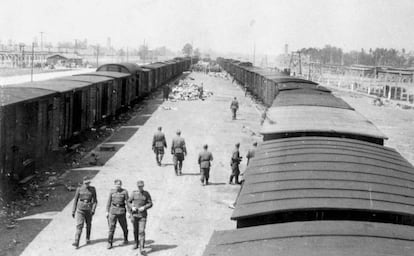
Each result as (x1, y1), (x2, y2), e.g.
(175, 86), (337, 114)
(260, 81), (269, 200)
(71, 176), (97, 249)
(152, 126), (167, 166)
(230, 97), (239, 120)
(260, 107), (268, 125)
(171, 130), (187, 175)
(128, 180), (153, 254)
(163, 84), (170, 101)
(106, 179), (130, 249)
(198, 144), (213, 186)
(246, 142), (258, 166)
(229, 143), (242, 185)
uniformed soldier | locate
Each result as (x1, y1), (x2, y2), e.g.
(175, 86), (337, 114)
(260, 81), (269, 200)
(230, 97), (239, 120)
(171, 130), (187, 175)
(71, 176), (97, 249)
(229, 143), (242, 185)
(128, 180), (153, 254)
(246, 142), (258, 166)
(198, 144), (213, 186)
(163, 84), (170, 101)
(260, 108), (268, 125)
(152, 126), (167, 166)
(106, 179), (130, 249)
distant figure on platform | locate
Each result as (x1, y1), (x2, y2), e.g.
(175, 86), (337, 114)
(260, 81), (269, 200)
(199, 83), (204, 99)
(229, 143), (242, 185)
(260, 108), (268, 125)
(106, 179), (129, 249)
(163, 84), (170, 101)
(246, 142), (258, 166)
(152, 127), (167, 166)
(71, 176), (97, 249)
(230, 97), (239, 120)
(171, 130), (187, 175)
(198, 144), (213, 186)
(128, 180), (152, 254)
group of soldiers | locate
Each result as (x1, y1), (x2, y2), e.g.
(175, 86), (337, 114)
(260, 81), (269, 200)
(71, 178), (152, 255)
(152, 125), (258, 186)
(71, 81), (258, 253)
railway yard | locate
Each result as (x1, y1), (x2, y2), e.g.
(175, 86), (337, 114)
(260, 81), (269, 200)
(1, 59), (414, 256)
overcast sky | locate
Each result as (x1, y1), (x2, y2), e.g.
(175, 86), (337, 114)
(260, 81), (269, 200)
(1, 0), (414, 55)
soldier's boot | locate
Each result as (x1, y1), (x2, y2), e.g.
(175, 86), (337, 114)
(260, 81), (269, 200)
(86, 227), (91, 244)
(107, 233), (113, 249)
(72, 241), (79, 249)
(72, 230), (81, 249)
(139, 239), (145, 255)
(122, 232), (129, 245)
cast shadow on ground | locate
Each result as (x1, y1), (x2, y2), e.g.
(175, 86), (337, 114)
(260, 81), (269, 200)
(206, 182), (226, 186)
(78, 238), (124, 249)
(181, 172), (201, 176)
(146, 243), (177, 254)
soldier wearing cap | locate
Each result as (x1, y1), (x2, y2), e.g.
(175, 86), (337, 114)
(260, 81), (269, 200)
(106, 179), (130, 249)
(152, 127), (167, 166)
(71, 176), (97, 249)
(198, 144), (213, 186)
(230, 97), (239, 120)
(229, 143), (242, 184)
(171, 130), (187, 175)
(128, 180), (153, 253)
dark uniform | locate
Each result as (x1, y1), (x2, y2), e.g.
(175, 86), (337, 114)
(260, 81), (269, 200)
(72, 184), (97, 247)
(171, 136), (187, 175)
(152, 131), (167, 165)
(229, 147), (242, 184)
(106, 188), (130, 246)
(230, 99), (239, 120)
(128, 188), (152, 250)
(163, 85), (170, 101)
(246, 147), (256, 166)
(198, 150), (213, 185)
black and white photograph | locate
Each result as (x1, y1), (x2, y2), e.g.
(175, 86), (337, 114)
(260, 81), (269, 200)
(1, 0), (414, 255)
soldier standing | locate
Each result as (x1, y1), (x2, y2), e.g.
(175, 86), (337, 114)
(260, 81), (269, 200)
(171, 130), (187, 176)
(106, 179), (130, 249)
(198, 144), (213, 186)
(229, 143), (242, 185)
(163, 84), (170, 101)
(230, 97), (239, 120)
(152, 127), (167, 166)
(71, 176), (97, 249)
(246, 142), (258, 166)
(128, 180), (153, 254)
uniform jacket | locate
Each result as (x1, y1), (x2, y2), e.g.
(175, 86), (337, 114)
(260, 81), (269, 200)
(198, 150), (213, 168)
(152, 131), (167, 149)
(230, 100), (239, 110)
(72, 184), (97, 214)
(246, 147), (256, 160)
(106, 188), (130, 215)
(231, 148), (241, 166)
(128, 190), (153, 218)
(171, 136), (187, 155)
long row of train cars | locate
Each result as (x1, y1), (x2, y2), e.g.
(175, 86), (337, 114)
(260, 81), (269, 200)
(204, 58), (414, 255)
(0, 57), (194, 180)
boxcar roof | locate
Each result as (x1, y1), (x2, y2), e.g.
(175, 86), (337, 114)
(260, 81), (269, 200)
(203, 221), (414, 256)
(77, 71), (130, 78)
(0, 87), (55, 106)
(56, 75), (113, 83)
(272, 89), (353, 109)
(232, 136), (413, 220)
(261, 106), (387, 140)
(5, 79), (91, 92)
(97, 62), (141, 73)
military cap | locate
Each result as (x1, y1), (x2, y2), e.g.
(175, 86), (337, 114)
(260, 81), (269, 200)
(137, 180), (144, 186)
(83, 176), (91, 183)
(176, 129), (181, 135)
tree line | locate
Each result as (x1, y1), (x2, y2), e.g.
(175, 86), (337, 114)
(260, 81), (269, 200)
(300, 45), (414, 68)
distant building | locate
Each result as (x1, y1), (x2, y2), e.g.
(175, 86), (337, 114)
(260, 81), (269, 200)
(46, 53), (82, 67)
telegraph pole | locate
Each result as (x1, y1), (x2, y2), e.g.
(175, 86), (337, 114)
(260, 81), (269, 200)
(96, 45), (99, 67)
(40, 32), (44, 68)
(30, 42), (34, 82)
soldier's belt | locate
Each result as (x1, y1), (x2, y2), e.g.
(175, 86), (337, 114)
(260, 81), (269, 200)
(80, 199), (91, 203)
(112, 203), (125, 207)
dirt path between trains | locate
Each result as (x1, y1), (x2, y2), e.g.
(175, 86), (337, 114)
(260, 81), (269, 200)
(11, 72), (262, 256)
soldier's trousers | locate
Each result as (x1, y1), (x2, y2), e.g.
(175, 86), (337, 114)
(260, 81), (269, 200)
(75, 210), (92, 242)
(229, 165), (240, 184)
(131, 216), (147, 243)
(154, 148), (164, 164)
(200, 168), (210, 184)
(173, 154), (184, 174)
(108, 213), (128, 242)
(231, 109), (237, 120)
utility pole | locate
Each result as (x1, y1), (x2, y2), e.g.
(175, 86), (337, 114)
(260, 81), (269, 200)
(40, 32), (44, 68)
(96, 45), (99, 67)
(30, 42), (34, 82)
(126, 47), (129, 62)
